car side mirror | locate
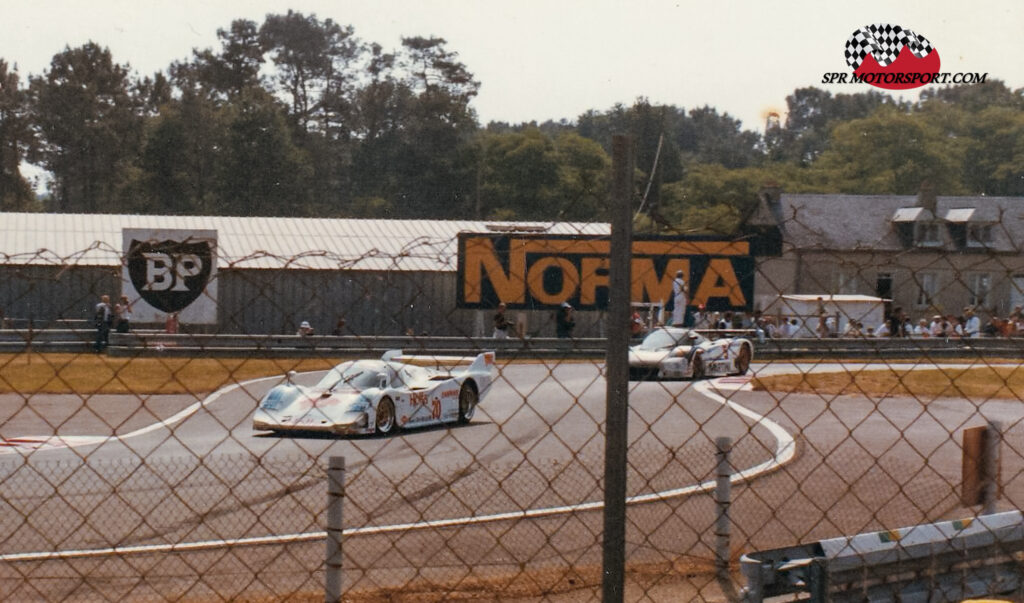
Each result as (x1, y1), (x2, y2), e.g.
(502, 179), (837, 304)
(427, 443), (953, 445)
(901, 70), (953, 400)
(377, 372), (388, 389)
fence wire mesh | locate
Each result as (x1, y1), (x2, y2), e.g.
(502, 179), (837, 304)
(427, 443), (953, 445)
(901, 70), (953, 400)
(1, 208), (1023, 602)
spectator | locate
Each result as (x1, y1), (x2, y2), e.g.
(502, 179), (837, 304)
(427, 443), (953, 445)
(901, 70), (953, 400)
(784, 318), (800, 338)
(114, 295), (133, 333)
(165, 312), (180, 334)
(297, 321), (315, 336)
(670, 270), (687, 327)
(843, 320), (863, 338)
(875, 321), (890, 337)
(493, 303), (512, 339)
(929, 315), (944, 337)
(963, 307), (981, 338)
(630, 310), (645, 338)
(692, 304), (709, 329)
(332, 317), (347, 336)
(93, 295), (113, 352)
(913, 319), (930, 337)
(556, 302), (575, 338)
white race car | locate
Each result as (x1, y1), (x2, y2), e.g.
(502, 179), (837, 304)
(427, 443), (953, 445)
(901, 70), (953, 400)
(628, 327), (752, 380)
(252, 350), (496, 435)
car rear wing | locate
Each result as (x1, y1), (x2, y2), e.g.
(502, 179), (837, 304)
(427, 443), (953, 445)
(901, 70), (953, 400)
(382, 350), (496, 374)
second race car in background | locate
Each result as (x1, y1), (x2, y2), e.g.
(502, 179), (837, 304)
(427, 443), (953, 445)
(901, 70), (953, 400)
(628, 327), (752, 380)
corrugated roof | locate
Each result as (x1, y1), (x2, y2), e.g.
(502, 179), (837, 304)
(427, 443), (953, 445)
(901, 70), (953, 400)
(0, 213), (610, 271)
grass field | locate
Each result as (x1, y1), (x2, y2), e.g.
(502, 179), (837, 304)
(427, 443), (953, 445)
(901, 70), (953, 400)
(0, 353), (337, 395)
(752, 364), (1024, 400)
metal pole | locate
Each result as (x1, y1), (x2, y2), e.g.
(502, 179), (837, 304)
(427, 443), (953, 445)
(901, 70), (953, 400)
(715, 436), (739, 602)
(983, 420), (1001, 515)
(325, 456), (345, 603)
(602, 134), (633, 602)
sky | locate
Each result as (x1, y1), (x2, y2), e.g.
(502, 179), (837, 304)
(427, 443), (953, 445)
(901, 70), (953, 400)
(1, 0), (1022, 133)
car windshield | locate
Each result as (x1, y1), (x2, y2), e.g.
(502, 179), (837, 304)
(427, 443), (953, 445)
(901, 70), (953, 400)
(638, 329), (703, 350)
(316, 361), (384, 391)
(259, 386), (301, 411)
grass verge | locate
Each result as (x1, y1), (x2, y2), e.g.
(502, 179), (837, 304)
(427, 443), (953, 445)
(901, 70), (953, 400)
(752, 365), (1024, 400)
(0, 353), (337, 395)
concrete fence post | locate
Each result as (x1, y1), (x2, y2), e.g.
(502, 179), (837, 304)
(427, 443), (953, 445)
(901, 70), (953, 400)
(716, 436), (739, 603)
(325, 455), (345, 603)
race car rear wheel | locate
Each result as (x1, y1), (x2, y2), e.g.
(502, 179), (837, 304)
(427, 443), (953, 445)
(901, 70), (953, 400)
(734, 344), (751, 375)
(375, 397), (397, 435)
(458, 382), (478, 423)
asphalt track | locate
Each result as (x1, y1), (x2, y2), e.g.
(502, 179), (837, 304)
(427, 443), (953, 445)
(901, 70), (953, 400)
(0, 359), (1021, 600)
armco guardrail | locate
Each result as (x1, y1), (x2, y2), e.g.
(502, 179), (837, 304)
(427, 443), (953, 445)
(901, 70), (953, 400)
(740, 510), (1024, 602)
(103, 332), (609, 358)
(2, 328), (1024, 359)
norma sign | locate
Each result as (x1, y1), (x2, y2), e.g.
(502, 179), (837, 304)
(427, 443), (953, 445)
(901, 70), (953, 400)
(456, 233), (754, 311)
(122, 228), (219, 324)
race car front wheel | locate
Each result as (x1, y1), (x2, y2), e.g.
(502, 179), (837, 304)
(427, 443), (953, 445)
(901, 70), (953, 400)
(458, 382), (478, 423)
(376, 397), (397, 435)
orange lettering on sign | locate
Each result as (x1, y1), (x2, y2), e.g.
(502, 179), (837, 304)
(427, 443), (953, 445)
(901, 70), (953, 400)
(692, 258), (745, 306)
(631, 258), (690, 304)
(579, 257), (609, 305)
(463, 237), (526, 303)
(527, 256), (579, 305)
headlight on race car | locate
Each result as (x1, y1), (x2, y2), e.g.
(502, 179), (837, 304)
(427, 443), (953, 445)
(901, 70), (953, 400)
(349, 395), (371, 412)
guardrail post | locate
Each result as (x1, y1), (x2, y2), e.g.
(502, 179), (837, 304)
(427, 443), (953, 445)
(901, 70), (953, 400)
(984, 420), (1001, 515)
(325, 455), (345, 603)
(716, 436), (739, 602)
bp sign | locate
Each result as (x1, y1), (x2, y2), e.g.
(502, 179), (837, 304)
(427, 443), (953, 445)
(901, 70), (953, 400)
(122, 229), (218, 324)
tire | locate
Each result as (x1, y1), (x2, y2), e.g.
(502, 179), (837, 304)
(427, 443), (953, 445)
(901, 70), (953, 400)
(733, 344), (751, 375)
(458, 382), (478, 424)
(375, 397), (397, 435)
(691, 355), (705, 380)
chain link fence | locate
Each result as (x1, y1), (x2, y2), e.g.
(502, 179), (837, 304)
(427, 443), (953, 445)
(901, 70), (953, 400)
(1, 204), (1024, 601)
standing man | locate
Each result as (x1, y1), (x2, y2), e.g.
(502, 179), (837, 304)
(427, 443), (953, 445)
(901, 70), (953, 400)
(556, 302), (575, 338)
(93, 295), (113, 352)
(671, 270), (687, 327)
(493, 303), (511, 339)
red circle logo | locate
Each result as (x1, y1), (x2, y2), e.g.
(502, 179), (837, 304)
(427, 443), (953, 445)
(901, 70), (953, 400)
(845, 24), (941, 90)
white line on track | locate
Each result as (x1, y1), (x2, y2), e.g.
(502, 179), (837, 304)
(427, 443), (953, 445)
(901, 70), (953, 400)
(0, 373), (796, 562)
(0, 376), (283, 455)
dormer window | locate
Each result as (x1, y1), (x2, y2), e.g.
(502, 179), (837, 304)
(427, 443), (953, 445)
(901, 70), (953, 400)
(968, 223), (994, 246)
(915, 222), (942, 246)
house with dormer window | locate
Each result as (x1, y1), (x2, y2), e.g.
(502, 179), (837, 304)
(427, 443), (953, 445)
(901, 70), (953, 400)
(744, 185), (1024, 319)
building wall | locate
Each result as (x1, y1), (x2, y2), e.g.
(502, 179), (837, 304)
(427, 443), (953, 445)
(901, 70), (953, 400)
(0, 265), (608, 337)
(756, 250), (1024, 320)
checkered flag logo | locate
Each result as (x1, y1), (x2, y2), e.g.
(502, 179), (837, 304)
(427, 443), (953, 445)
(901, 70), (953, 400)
(845, 23), (935, 70)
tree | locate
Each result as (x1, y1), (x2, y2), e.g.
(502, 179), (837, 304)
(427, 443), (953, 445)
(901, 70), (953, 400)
(260, 11), (361, 132)
(770, 87), (891, 164)
(216, 89), (313, 216)
(186, 19), (265, 102)
(0, 60), (34, 210)
(813, 105), (966, 195)
(28, 43), (144, 212)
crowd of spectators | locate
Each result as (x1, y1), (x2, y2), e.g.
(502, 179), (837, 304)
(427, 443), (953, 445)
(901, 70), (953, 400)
(745, 305), (1024, 340)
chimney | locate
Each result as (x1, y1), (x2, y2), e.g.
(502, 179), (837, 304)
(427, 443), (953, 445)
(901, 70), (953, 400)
(917, 180), (937, 215)
(758, 182), (782, 208)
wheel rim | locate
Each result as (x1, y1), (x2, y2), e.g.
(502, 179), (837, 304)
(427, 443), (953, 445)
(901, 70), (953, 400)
(460, 385), (477, 421)
(377, 399), (395, 433)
